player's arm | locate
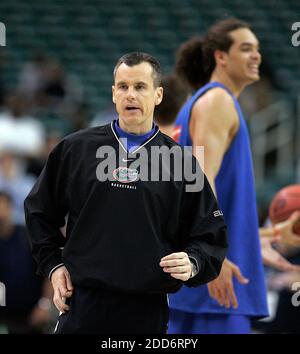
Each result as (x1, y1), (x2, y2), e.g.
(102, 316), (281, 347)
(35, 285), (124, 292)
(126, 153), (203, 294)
(190, 89), (249, 308)
(190, 88), (237, 192)
(24, 141), (73, 312)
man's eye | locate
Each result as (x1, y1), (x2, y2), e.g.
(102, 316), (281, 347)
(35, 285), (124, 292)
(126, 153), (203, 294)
(136, 85), (145, 90)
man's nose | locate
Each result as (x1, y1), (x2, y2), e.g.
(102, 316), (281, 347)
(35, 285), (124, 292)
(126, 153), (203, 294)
(126, 87), (136, 99)
(251, 50), (261, 62)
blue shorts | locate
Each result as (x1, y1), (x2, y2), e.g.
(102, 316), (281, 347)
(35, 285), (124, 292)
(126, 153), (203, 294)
(168, 309), (251, 334)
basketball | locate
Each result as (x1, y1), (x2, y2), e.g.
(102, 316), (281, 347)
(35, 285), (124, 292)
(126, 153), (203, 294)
(269, 184), (300, 235)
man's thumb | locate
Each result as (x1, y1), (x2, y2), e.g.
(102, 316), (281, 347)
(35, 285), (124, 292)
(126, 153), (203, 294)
(233, 266), (249, 284)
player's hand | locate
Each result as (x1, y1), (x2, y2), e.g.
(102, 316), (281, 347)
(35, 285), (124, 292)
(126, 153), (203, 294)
(207, 258), (249, 309)
(51, 266), (73, 313)
(261, 237), (300, 272)
(273, 211), (300, 247)
(160, 252), (192, 281)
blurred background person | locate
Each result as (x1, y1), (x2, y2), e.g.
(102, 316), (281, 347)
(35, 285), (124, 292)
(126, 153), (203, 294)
(0, 90), (45, 157)
(154, 74), (189, 136)
(0, 191), (54, 333)
(0, 152), (35, 225)
(18, 52), (51, 111)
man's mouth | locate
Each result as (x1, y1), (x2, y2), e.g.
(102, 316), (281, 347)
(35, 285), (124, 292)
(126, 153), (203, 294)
(125, 106), (140, 112)
(248, 64), (259, 73)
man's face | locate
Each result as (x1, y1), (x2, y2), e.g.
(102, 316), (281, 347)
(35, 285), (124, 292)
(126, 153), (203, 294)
(222, 28), (261, 85)
(112, 62), (163, 129)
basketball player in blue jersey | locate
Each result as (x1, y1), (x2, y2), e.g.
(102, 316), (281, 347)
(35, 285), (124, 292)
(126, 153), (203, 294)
(168, 18), (269, 334)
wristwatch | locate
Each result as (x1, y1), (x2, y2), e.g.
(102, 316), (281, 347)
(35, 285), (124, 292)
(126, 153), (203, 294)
(189, 258), (198, 278)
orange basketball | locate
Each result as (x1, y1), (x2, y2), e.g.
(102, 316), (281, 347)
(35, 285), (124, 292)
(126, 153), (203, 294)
(269, 184), (300, 235)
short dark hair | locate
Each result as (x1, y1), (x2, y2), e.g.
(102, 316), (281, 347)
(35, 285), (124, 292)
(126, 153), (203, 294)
(154, 74), (189, 126)
(0, 190), (12, 204)
(176, 18), (250, 90)
(113, 52), (162, 87)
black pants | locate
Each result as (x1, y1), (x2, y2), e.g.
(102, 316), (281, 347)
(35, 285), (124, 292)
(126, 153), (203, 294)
(54, 286), (169, 334)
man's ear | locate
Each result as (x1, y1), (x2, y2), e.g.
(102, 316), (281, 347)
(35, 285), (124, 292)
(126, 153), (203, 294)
(214, 50), (227, 67)
(112, 86), (116, 103)
(155, 87), (163, 106)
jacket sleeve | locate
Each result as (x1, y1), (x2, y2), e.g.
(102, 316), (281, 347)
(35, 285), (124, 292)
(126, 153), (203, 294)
(180, 156), (228, 287)
(24, 141), (69, 278)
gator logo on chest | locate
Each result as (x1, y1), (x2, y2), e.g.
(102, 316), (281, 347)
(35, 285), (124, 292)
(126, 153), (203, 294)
(112, 167), (139, 183)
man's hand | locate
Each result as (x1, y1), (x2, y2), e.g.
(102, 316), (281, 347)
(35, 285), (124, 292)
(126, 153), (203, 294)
(273, 211), (300, 247)
(261, 237), (300, 272)
(160, 252), (192, 281)
(51, 266), (73, 313)
(207, 258), (249, 309)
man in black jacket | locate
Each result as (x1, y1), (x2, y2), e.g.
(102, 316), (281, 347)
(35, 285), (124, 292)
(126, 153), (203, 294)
(24, 52), (227, 334)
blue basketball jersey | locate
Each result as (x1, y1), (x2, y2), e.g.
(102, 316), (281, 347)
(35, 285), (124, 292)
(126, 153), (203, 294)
(169, 82), (268, 317)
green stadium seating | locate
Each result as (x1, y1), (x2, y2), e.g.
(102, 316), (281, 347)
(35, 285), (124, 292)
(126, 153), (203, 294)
(0, 0), (299, 114)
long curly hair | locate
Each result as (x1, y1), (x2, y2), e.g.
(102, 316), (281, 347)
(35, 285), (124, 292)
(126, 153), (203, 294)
(175, 18), (250, 90)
